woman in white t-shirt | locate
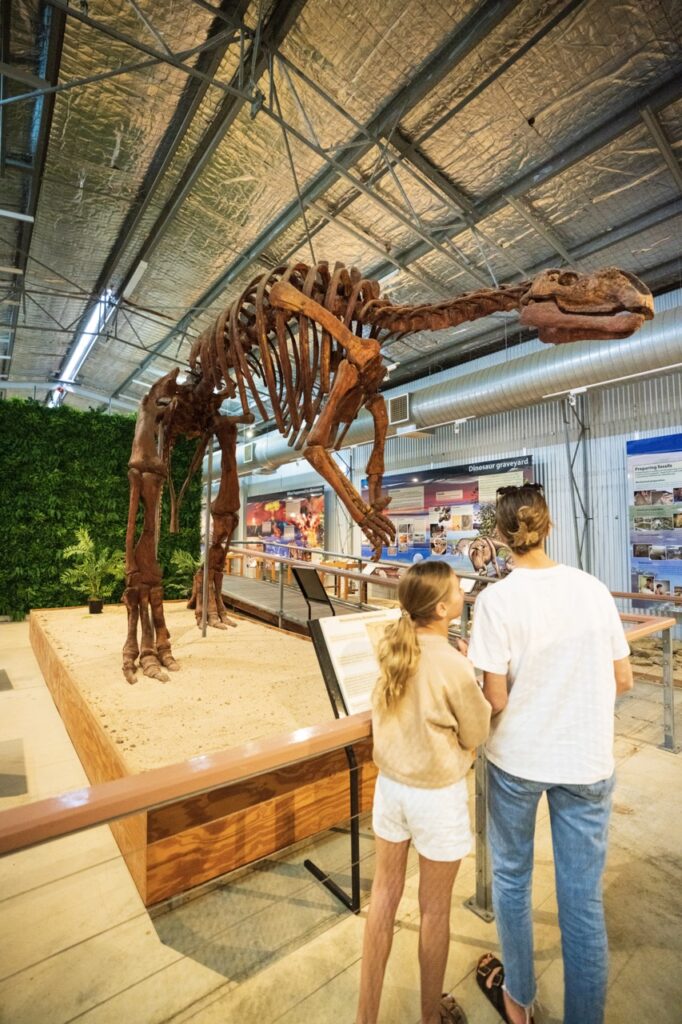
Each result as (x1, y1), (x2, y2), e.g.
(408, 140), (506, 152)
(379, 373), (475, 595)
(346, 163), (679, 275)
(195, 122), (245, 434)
(467, 483), (633, 1024)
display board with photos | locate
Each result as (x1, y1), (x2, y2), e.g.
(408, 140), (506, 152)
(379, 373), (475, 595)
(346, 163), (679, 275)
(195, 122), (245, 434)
(627, 433), (682, 600)
(361, 456), (533, 574)
(245, 485), (324, 556)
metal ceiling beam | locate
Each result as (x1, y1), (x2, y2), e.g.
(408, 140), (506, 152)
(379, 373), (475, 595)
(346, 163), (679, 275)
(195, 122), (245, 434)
(357, 71), (682, 289)
(555, 197), (682, 264)
(4, 378), (138, 410)
(640, 105), (682, 195)
(413, 0), (586, 147)
(0, 0), (11, 175)
(2, 2), (65, 379)
(45, 0), (250, 102)
(0, 61), (48, 90)
(504, 194), (579, 266)
(307, 200), (450, 297)
(116, 0), (306, 284)
(106, 0), (307, 401)
(86, 0), (250, 301)
(275, 0), (586, 263)
(109, 0), (518, 396)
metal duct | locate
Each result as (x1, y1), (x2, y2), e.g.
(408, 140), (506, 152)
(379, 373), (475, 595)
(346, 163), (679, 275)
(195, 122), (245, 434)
(237, 304), (682, 474)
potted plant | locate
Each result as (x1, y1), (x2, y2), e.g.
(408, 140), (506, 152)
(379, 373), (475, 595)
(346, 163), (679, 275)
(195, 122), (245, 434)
(60, 527), (125, 613)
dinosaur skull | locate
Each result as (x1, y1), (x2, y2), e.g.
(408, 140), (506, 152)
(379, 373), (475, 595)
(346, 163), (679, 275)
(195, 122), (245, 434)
(519, 268), (654, 344)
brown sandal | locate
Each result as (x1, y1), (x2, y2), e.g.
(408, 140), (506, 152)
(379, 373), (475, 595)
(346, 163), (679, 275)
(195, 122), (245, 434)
(440, 992), (467, 1024)
(476, 954), (534, 1024)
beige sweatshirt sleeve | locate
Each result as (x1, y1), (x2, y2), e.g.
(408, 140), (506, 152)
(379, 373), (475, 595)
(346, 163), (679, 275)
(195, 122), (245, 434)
(445, 658), (491, 749)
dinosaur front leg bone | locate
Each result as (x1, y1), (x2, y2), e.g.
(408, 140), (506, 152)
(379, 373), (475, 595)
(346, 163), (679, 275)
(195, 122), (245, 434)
(304, 360), (396, 559)
(191, 418), (241, 630)
(364, 393), (391, 514)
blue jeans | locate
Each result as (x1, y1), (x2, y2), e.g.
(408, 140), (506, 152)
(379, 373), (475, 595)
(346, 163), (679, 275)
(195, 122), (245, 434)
(487, 760), (615, 1024)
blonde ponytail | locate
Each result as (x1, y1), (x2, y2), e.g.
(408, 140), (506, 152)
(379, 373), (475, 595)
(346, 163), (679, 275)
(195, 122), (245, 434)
(375, 613), (420, 710)
(374, 560), (453, 710)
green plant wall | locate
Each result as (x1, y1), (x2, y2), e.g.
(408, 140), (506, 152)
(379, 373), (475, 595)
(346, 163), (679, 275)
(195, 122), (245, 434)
(0, 399), (202, 618)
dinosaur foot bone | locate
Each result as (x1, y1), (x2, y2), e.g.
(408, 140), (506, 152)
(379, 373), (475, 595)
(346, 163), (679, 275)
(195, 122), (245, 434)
(190, 570), (239, 630)
(122, 584), (177, 684)
(361, 506), (397, 560)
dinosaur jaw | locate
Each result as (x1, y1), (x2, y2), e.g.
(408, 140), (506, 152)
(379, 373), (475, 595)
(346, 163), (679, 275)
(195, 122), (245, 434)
(520, 300), (647, 344)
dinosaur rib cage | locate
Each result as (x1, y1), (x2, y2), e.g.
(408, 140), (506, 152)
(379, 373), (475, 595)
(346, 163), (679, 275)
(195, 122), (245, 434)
(189, 260), (382, 450)
(188, 259), (532, 450)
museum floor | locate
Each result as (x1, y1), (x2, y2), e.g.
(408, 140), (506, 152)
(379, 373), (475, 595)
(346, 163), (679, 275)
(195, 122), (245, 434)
(1, 619), (681, 1024)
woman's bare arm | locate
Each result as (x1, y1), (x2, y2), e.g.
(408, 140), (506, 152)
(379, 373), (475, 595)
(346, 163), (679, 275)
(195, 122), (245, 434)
(614, 656), (634, 695)
(482, 671), (509, 715)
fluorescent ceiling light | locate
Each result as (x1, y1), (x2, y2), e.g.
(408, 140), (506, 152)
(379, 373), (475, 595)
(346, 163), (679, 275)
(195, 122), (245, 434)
(122, 260), (149, 300)
(0, 266), (23, 275)
(377, 268), (400, 285)
(542, 362), (682, 399)
(0, 209), (34, 223)
(59, 290), (117, 385)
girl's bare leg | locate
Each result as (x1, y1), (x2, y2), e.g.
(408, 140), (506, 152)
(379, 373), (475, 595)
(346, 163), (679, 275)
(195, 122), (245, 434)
(418, 855), (461, 1024)
(356, 837), (411, 1024)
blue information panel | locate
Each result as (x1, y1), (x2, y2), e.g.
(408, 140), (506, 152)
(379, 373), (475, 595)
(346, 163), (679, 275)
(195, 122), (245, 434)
(627, 433), (682, 599)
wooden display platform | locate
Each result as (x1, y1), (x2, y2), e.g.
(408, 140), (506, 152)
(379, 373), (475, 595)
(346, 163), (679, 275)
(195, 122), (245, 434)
(29, 607), (377, 906)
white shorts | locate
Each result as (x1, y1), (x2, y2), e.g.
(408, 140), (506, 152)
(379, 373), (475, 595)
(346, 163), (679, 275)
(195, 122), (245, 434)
(372, 772), (473, 862)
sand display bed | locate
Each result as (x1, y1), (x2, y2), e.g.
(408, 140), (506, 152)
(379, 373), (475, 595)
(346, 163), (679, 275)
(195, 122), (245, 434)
(30, 604), (375, 904)
(33, 603), (334, 772)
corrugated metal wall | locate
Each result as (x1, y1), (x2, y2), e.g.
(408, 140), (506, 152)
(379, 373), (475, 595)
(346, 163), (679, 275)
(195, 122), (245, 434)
(238, 369), (682, 586)
(236, 287), (682, 583)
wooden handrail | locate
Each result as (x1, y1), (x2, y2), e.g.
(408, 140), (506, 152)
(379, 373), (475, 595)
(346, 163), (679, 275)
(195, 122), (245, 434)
(0, 601), (674, 858)
(612, 590), (682, 606)
(0, 711), (371, 856)
(619, 613), (677, 642)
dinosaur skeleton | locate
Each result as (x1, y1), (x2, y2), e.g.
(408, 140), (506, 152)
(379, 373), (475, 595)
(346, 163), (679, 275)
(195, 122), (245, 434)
(122, 261), (653, 683)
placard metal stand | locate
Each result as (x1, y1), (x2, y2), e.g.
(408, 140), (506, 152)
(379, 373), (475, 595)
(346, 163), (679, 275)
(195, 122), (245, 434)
(291, 572), (401, 914)
(303, 604), (360, 913)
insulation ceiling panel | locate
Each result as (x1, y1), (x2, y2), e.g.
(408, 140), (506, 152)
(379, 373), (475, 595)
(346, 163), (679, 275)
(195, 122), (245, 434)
(24, 1), (218, 291)
(108, 1), (274, 295)
(4, 0), (682, 407)
(524, 117), (682, 249)
(101, 0), (482, 356)
(411, 0), (682, 203)
(578, 212), (682, 276)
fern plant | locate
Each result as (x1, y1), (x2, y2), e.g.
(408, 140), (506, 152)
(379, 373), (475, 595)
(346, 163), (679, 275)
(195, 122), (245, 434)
(60, 527), (125, 601)
(164, 548), (203, 599)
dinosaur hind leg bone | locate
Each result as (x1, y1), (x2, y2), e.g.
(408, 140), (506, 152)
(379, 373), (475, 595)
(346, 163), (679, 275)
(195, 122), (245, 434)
(188, 417), (241, 629)
(122, 466), (178, 684)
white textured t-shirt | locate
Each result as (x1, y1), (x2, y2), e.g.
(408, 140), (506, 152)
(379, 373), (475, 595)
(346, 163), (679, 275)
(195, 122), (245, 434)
(467, 564), (630, 784)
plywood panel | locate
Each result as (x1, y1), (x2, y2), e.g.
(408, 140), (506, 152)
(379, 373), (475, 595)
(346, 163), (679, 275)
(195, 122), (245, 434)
(146, 758), (378, 904)
(147, 739), (374, 841)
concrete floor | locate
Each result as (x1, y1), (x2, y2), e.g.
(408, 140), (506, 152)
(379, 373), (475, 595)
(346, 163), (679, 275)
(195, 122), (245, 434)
(1, 619), (681, 1024)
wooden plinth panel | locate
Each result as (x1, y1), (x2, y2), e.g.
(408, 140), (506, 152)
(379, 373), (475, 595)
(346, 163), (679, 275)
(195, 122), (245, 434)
(29, 611), (376, 907)
(146, 741), (376, 904)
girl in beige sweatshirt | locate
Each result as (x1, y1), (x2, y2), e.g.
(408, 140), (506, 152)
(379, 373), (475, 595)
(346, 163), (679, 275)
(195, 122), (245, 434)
(356, 560), (491, 1024)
